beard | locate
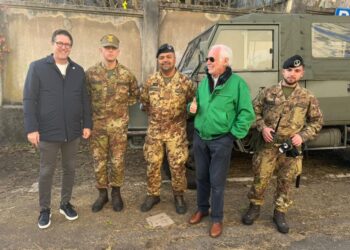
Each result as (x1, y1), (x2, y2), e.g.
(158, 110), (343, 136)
(160, 64), (174, 73)
(283, 77), (297, 86)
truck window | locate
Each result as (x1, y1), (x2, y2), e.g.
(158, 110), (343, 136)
(312, 23), (350, 58)
(214, 29), (273, 70)
(178, 26), (213, 74)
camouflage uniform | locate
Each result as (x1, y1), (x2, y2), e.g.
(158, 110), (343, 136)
(140, 70), (196, 196)
(86, 62), (139, 188)
(248, 81), (323, 212)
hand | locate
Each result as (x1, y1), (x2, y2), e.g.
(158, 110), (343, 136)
(82, 128), (91, 139)
(262, 127), (275, 143)
(291, 134), (303, 147)
(27, 131), (40, 147)
(189, 97), (197, 114)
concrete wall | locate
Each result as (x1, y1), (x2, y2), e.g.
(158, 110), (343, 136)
(2, 7), (143, 105)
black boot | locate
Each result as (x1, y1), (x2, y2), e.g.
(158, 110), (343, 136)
(273, 209), (289, 234)
(140, 195), (160, 212)
(242, 203), (260, 225)
(174, 195), (187, 214)
(111, 187), (124, 212)
(91, 188), (108, 213)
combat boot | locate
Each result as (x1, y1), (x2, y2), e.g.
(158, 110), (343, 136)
(242, 203), (260, 225)
(111, 187), (124, 212)
(91, 188), (108, 213)
(140, 195), (160, 212)
(273, 209), (289, 234)
(174, 195), (187, 214)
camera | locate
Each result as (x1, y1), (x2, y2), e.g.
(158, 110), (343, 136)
(278, 139), (300, 157)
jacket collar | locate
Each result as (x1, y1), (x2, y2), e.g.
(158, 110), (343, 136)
(46, 54), (73, 65)
(156, 69), (180, 85)
(205, 66), (232, 93)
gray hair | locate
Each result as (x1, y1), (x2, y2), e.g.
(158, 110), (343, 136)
(210, 44), (232, 67)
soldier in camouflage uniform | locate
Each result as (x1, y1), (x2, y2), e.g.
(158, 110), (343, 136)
(86, 34), (139, 213)
(242, 55), (323, 233)
(140, 44), (196, 214)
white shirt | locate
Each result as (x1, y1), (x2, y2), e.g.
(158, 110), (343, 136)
(213, 77), (219, 88)
(56, 63), (69, 76)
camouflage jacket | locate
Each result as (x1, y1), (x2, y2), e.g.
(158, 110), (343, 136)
(140, 70), (196, 140)
(86, 62), (139, 123)
(254, 81), (323, 142)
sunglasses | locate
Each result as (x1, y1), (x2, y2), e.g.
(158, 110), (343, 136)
(205, 57), (215, 63)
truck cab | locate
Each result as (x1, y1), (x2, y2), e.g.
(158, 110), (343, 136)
(178, 13), (350, 152)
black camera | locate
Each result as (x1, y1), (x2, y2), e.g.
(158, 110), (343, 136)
(278, 139), (300, 157)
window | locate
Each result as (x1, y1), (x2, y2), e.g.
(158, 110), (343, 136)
(312, 23), (350, 58)
(178, 26), (213, 73)
(214, 29), (273, 70)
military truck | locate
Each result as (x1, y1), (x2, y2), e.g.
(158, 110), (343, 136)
(131, 13), (350, 187)
(178, 13), (350, 154)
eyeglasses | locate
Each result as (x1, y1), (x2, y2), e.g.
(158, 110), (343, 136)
(55, 41), (72, 49)
(205, 57), (215, 63)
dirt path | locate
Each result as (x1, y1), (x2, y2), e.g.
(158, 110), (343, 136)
(0, 143), (350, 249)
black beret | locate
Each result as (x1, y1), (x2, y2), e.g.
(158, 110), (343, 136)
(156, 43), (175, 58)
(282, 55), (304, 69)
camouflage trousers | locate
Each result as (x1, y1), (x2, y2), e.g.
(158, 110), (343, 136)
(143, 136), (188, 196)
(90, 122), (128, 189)
(247, 146), (302, 213)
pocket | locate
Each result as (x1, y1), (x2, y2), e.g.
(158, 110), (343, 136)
(291, 103), (308, 128)
(209, 111), (229, 132)
(115, 82), (129, 103)
(149, 89), (160, 106)
(170, 88), (186, 111)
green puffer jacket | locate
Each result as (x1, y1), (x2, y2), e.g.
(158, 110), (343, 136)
(191, 69), (255, 140)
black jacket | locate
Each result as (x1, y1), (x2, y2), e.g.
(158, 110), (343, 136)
(23, 55), (92, 142)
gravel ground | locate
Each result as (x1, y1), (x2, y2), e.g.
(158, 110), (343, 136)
(0, 142), (350, 249)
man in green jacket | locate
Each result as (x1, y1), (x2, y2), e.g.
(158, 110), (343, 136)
(188, 44), (255, 238)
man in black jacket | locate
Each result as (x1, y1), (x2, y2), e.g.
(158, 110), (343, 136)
(23, 29), (92, 229)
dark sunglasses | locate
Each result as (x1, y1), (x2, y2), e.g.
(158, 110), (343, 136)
(205, 57), (215, 63)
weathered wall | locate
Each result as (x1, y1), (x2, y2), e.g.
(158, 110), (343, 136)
(2, 7), (143, 105)
(1, 6), (238, 106)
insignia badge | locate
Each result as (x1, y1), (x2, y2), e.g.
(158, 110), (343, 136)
(293, 59), (301, 67)
(107, 35), (114, 43)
